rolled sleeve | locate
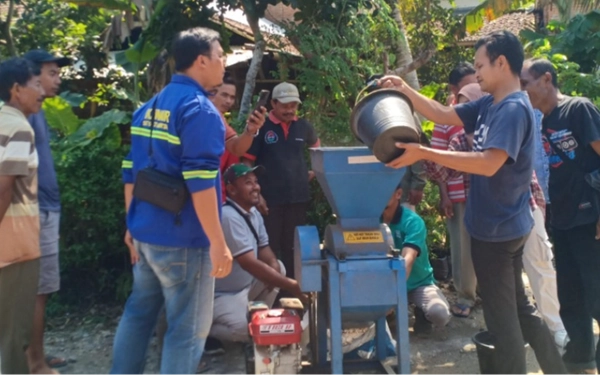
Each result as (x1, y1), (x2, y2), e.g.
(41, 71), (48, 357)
(401, 215), (427, 257)
(121, 151), (134, 184)
(257, 214), (269, 248)
(454, 96), (487, 134)
(577, 99), (600, 146)
(222, 209), (255, 257)
(178, 97), (225, 193)
(0, 129), (33, 176)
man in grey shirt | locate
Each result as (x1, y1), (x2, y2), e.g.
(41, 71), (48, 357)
(207, 164), (307, 352)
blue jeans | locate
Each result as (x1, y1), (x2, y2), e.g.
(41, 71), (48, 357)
(110, 241), (214, 374)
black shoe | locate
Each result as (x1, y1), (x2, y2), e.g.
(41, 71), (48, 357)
(204, 337), (225, 356)
(413, 307), (433, 335)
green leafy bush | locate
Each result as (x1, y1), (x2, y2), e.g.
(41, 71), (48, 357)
(54, 138), (131, 304)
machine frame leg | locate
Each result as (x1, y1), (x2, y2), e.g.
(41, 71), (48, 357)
(316, 287), (328, 367)
(394, 260), (411, 374)
(327, 255), (344, 374)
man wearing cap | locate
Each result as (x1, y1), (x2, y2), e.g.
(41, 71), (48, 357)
(208, 163), (306, 346)
(24, 49), (71, 374)
(243, 82), (319, 280)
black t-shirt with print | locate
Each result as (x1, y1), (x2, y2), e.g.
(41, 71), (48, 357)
(542, 96), (600, 230)
(247, 117), (318, 205)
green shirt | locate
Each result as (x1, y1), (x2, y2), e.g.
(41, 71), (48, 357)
(387, 206), (435, 292)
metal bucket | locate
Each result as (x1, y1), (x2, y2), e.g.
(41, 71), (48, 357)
(350, 88), (420, 163)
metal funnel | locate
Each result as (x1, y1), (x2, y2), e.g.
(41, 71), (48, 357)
(310, 147), (406, 228)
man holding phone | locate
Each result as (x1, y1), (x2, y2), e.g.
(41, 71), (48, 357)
(209, 74), (266, 202)
(243, 82), (320, 280)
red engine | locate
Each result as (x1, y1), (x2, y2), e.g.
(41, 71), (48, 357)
(248, 308), (302, 346)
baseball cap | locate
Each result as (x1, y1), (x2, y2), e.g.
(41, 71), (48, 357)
(223, 164), (265, 185)
(272, 82), (301, 104)
(23, 49), (71, 68)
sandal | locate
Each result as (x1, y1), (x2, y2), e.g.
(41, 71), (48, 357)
(196, 360), (211, 374)
(451, 303), (471, 318)
(46, 355), (69, 369)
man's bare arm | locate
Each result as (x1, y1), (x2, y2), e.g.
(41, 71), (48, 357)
(387, 143), (509, 177)
(590, 140), (600, 157)
(237, 247), (303, 298)
(192, 188), (233, 278)
(124, 183), (133, 213)
(379, 76), (464, 127)
(226, 108), (267, 157)
(0, 175), (16, 223)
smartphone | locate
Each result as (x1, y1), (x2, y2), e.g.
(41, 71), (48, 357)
(253, 90), (270, 112)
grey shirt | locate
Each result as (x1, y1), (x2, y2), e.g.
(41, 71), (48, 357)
(215, 199), (269, 293)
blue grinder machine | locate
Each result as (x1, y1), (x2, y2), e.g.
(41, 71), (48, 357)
(295, 146), (410, 374)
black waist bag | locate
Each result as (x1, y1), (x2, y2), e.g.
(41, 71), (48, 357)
(132, 97), (189, 215)
(133, 167), (189, 214)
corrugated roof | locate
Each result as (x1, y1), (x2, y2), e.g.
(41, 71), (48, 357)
(459, 10), (535, 46)
(215, 15), (300, 55)
(263, 3), (298, 26)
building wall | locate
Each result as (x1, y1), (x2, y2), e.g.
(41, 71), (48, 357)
(540, 1), (590, 24)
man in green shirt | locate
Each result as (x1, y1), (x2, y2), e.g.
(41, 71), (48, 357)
(382, 185), (451, 333)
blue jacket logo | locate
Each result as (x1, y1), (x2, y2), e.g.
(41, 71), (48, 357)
(265, 130), (278, 144)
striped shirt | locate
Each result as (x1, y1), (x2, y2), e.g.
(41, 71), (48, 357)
(431, 124), (467, 203)
(0, 105), (40, 268)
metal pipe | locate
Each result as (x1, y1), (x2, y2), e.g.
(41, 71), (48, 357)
(308, 291), (319, 367)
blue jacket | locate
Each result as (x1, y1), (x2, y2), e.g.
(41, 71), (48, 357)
(122, 74), (225, 248)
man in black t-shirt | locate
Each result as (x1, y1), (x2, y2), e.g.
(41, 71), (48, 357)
(243, 82), (320, 279)
(522, 58), (600, 374)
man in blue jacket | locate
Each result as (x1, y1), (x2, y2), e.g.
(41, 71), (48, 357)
(112, 27), (234, 374)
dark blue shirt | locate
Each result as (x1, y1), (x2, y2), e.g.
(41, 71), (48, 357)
(455, 92), (535, 242)
(28, 111), (61, 212)
(122, 75), (225, 248)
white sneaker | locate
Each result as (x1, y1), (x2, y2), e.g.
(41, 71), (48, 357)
(554, 329), (569, 352)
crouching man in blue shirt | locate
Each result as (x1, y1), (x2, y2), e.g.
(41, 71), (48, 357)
(382, 185), (450, 334)
(112, 27), (233, 374)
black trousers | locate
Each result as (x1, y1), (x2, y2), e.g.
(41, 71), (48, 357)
(263, 202), (308, 280)
(471, 234), (567, 374)
(554, 222), (600, 373)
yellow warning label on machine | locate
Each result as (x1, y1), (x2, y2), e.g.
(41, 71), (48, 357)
(343, 231), (384, 243)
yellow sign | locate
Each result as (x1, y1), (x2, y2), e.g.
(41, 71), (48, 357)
(343, 231), (384, 244)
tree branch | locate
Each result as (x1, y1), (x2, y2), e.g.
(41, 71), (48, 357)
(388, 1), (420, 90)
(391, 46), (437, 77)
(5, 0), (16, 56)
(238, 6), (266, 120)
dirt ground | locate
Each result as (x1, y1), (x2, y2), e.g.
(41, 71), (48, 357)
(45, 276), (596, 374)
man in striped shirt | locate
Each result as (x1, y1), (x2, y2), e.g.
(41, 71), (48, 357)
(0, 58), (45, 374)
(430, 63), (477, 318)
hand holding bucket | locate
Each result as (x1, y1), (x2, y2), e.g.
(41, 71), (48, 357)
(350, 75), (423, 163)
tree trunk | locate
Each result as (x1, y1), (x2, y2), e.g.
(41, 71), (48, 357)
(390, 1), (420, 90)
(5, 0), (16, 57)
(238, 6), (266, 121)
